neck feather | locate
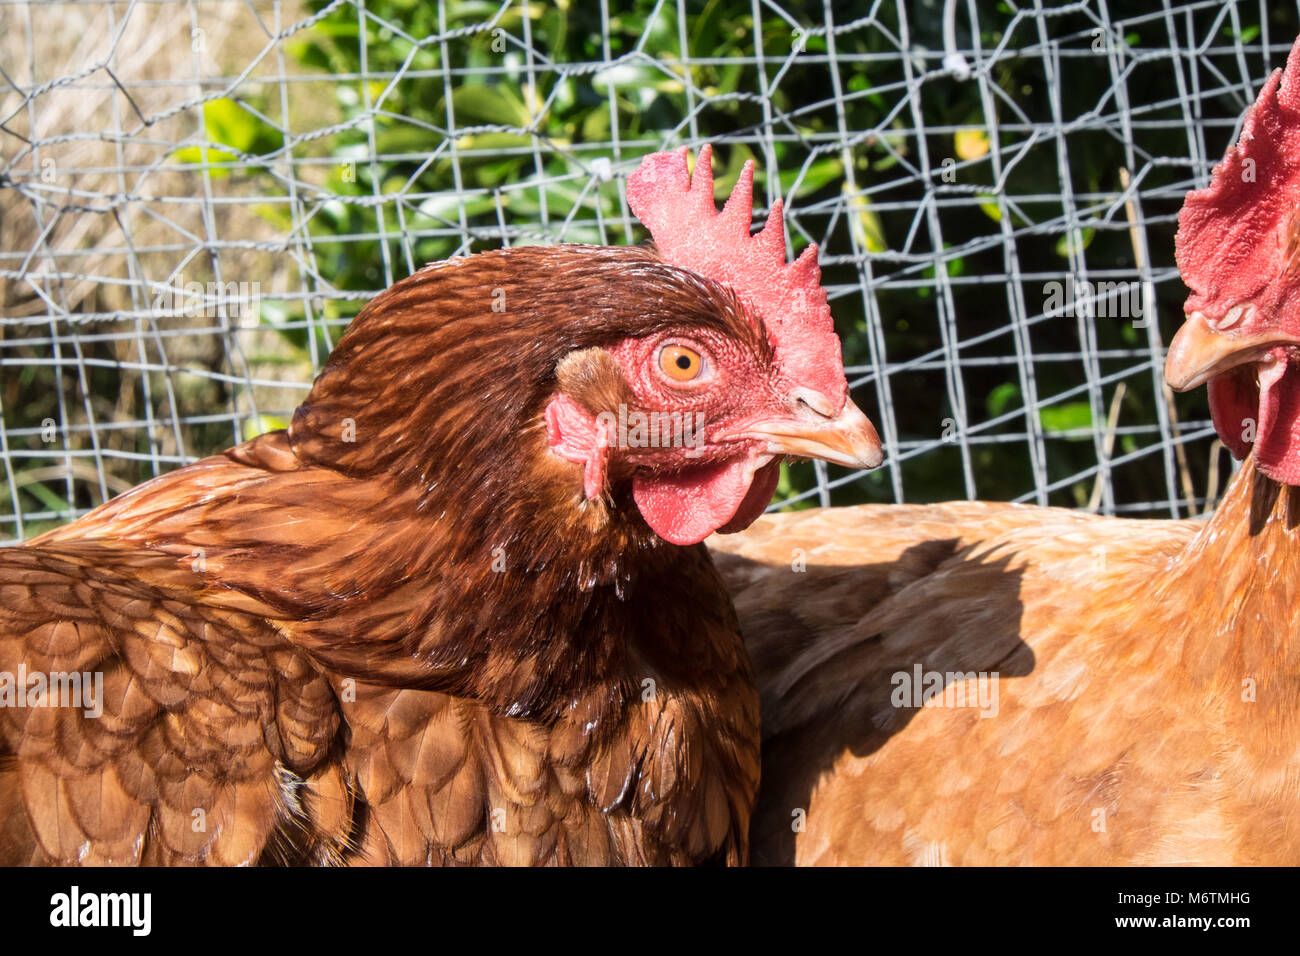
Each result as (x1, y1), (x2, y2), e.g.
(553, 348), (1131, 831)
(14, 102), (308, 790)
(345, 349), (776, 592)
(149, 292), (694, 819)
(1162, 460), (1300, 694)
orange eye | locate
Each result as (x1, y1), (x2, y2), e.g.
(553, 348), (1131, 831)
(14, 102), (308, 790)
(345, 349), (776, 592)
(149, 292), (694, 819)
(659, 344), (703, 382)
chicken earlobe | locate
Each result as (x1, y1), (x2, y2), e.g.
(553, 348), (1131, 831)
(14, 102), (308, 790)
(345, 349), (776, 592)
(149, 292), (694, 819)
(547, 345), (640, 499)
(544, 392), (613, 499)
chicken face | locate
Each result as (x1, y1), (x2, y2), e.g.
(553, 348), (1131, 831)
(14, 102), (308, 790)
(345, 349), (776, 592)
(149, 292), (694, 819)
(1166, 36), (1300, 484)
(547, 302), (880, 546)
(545, 146), (883, 545)
(604, 323), (879, 473)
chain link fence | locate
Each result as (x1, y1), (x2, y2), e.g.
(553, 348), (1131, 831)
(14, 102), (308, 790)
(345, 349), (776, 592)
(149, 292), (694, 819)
(1, 0), (1294, 543)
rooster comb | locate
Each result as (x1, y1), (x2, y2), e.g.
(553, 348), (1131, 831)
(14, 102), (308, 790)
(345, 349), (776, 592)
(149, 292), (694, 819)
(626, 144), (847, 407)
(1177, 34), (1300, 316)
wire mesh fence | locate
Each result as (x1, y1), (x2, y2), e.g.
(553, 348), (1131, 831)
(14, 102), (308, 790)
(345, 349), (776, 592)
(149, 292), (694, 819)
(1, 0), (1295, 544)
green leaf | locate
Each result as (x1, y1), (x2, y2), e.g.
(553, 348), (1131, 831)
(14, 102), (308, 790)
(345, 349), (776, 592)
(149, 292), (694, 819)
(23, 480), (69, 513)
(1055, 228), (1095, 258)
(169, 97), (282, 174)
(203, 97), (284, 154)
(373, 122), (444, 156)
(844, 184), (886, 253)
(1039, 401), (1093, 435)
(170, 145), (238, 177)
(204, 98), (256, 152)
(456, 131), (534, 155)
(244, 414), (290, 440)
(452, 83), (533, 128)
(782, 156), (842, 198)
(986, 382), (1020, 418)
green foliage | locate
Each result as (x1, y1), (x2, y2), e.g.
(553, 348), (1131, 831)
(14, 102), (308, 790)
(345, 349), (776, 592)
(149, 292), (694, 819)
(171, 98), (284, 177)
(1038, 401), (1093, 436)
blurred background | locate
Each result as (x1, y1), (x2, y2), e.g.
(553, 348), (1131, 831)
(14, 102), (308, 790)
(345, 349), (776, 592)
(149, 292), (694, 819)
(1, 0), (1296, 542)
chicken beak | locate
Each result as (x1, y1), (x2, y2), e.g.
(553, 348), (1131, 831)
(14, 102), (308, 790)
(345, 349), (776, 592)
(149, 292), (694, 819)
(1165, 310), (1300, 392)
(740, 398), (885, 470)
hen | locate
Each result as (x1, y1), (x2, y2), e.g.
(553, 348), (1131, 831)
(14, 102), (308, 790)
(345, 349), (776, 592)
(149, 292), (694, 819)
(0, 146), (882, 866)
(713, 37), (1300, 865)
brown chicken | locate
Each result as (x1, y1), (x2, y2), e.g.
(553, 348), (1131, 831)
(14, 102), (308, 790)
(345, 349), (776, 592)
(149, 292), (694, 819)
(713, 36), (1300, 865)
(0, 146), (882, 865)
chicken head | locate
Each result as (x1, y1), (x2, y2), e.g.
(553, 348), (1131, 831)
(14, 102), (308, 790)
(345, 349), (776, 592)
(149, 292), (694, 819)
(546, 145), (883, 545)
(1167, 35), (1300, 484)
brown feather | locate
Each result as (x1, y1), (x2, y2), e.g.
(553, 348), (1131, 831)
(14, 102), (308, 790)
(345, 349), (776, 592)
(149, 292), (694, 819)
(713, 459), (1300, 864)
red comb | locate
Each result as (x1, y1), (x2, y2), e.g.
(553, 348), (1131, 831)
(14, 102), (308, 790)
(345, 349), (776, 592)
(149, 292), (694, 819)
(1177, 35), (1300, 320)
(626, 145), (848, 408)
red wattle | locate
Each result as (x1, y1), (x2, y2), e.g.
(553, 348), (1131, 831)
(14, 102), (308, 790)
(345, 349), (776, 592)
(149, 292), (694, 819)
(632, 456), (781, 546)
(717, 458), (782, 534)
(1252, 354), (1300, 484)
(1208, 366), (1259, 459)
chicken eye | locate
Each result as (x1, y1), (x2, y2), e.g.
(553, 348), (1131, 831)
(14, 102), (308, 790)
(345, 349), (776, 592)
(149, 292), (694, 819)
(658, 344), (703, 382)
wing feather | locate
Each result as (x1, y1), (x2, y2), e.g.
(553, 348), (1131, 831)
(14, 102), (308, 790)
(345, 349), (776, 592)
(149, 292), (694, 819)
(0, 542), (348, 866)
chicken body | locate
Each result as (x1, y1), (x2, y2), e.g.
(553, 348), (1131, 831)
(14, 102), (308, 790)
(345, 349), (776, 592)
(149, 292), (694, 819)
(0, 248), (770, 866)
(714, 460), (1300, 864)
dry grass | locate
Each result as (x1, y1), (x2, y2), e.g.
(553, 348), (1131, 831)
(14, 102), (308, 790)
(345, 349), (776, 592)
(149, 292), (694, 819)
(0, 0), (330, 538)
